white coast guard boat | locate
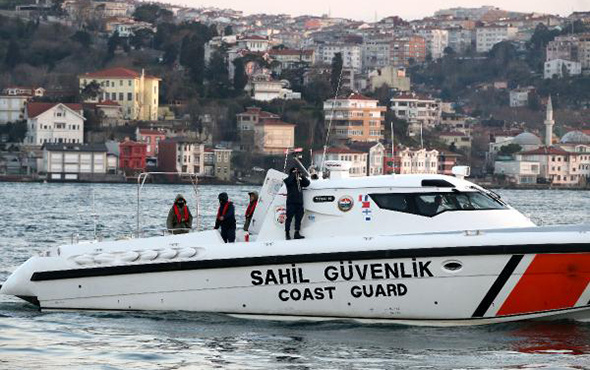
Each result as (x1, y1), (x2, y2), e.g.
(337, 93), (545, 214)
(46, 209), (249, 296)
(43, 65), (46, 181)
(2, 164), (590, 326)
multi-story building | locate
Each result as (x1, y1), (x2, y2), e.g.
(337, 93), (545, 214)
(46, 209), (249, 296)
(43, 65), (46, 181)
(136, 128), (166, 158)
(324, 93), (386, 143)
(494, 160), (541, 184)
(0, 86), (45, 124)
(250, 79), (301, 101)
(398, 148), (439, 174)
(368, 66), (411, 92)
(516, 147), (579, 185)
(213, 148), (232, 181)
(158, 137), (203, 174)
(79, 67), (160, 121)
(544, 59), (582, 79)
(416, 29), (449, 59)
(546, 35), (580, 62)
(119, 139), (147, 174)
(25, 103), (85, 146)
(446, 27), (475, 53)
(509, 87), (534, 107)
(437, 150), (463, 175)
(475, 25), (518, 53)
(362, 38), (391, 71)
(236, 107), (295, 154)
(439, 132), (472, 152)
(348, 141), (386, 176)
(313, 148), (368, 177)
(391, 36), (426, 66)
(268, 49), (314, 71)
(390, 92), (441, 129)
(316, 43), (363, 72)
(42, 143), (107, 181)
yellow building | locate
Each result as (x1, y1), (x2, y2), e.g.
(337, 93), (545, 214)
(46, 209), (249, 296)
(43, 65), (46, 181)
(79, 67), (160, 121)
(324, 93), (386, 142)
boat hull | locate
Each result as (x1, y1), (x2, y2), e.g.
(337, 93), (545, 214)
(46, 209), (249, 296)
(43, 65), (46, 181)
(6, 247), (590, 326)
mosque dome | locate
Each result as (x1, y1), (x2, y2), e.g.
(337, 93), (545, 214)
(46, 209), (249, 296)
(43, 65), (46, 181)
(560, 131), (590, 144)
(513, 132), (542, 146)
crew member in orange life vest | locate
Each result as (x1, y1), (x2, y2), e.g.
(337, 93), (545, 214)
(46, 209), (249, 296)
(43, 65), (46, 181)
(214, 192), (236, 243)
(243, 191), (258, 232)
(166, 194), (193, 234)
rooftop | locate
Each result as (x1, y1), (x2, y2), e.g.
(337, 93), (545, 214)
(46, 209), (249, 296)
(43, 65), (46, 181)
(27, 102), (83, 118)
(43, 143), (107, 152)
(82, 67), (159, 80)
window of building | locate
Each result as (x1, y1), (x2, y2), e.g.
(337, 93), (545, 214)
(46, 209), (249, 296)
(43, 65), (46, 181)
(119, 93), (124, 101)
(128, 93), (133, 101)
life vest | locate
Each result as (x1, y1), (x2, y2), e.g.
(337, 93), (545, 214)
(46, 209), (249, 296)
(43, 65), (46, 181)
(217, 201), (231, 220)
(173, 204), (189, 223)
(245, 200), (257, 218)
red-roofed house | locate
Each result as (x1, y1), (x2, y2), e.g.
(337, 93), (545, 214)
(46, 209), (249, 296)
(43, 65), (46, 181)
(236, 107), (295, 154)
(25, 103), (85, 146)
(79, 67), (160, 121)
(238, 35), (270, 52)
(324, 93), (386, 142)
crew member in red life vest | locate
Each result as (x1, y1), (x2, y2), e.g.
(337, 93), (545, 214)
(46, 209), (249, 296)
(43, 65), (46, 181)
(243, 191), (258, 232)
(166, 194), (193, 234)
(214, 192), (236, 243)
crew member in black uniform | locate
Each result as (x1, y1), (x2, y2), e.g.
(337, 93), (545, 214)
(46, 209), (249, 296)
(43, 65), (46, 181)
(214, 192), (236, 243)
(284, 167), (310, 240)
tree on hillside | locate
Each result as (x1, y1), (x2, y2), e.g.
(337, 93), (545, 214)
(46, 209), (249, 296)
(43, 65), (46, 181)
(162, 43), (178, 66)
(71, 30), (92, 49)
(232, 57), (248, 92)
(330, 52), (343, 94)
(224, 25), (233, 36)
(206, 51), (230, 98)
(132, 4), (162, 24)
(130, 28), (154, 50)
(4, 39), (21, 69)
(106, 31), (121, 60)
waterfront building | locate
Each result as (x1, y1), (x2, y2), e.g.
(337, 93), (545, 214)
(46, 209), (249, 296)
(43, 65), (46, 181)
(348, 141), (386, 176)
(398, 148), (439, 174)
(213, 148), (232, 182)
(136, 128), (166, 158)
(312, 148), (368, 177)
(25, 102), (85, 146)
(119, 139), (147, 174)
(437, 150), (463, 175)
(324, 93), (386, 143)
(236, 107), (295, 154)
(0, 87), (45, 125)
(79, 67), (160, 121)
(42, 143), (107, 181)
(158, 138), (204, 174)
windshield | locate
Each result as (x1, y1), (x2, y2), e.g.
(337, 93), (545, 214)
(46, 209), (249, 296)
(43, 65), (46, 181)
(370, 191), (507, 217)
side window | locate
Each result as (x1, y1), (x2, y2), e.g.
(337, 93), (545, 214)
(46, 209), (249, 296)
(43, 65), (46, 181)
(370, 193), (409, 212)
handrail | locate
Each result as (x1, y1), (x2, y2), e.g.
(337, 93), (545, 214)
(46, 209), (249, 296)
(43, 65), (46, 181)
(136, 172), (201, 238)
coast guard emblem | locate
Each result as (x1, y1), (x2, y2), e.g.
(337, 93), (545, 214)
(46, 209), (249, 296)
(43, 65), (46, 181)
(274, 206), (287, 225)
(337, 196), (354, 212)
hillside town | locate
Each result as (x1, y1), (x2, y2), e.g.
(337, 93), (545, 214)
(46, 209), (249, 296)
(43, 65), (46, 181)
(0, 1), (589, 186)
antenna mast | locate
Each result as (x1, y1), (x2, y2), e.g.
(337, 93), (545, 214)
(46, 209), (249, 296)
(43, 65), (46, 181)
(320, 65), (344, 173)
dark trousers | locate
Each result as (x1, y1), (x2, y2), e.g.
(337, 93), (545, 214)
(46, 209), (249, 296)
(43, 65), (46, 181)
(285, 203), (304, 233)
(221, 228), (236, 243)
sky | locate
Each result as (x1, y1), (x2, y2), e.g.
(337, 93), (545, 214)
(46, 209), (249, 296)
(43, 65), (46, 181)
(166, 0), (590, 21)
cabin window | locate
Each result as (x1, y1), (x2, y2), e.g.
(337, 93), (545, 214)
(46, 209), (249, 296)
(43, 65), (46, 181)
(370, 191), (506, 217)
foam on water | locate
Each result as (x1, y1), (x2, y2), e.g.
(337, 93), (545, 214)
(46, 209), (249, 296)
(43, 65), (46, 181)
(0, 182), (589, 369)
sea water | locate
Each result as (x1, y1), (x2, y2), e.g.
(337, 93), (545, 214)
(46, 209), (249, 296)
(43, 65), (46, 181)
(0, 182), (589, 369)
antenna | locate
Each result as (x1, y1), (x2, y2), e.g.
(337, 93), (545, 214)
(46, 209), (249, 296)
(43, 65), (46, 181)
(320, 65), (344, 173)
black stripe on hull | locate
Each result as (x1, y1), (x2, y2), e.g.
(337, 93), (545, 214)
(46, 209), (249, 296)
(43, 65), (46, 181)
(472, 255), (523, 318)
(31, 243), (590, 282)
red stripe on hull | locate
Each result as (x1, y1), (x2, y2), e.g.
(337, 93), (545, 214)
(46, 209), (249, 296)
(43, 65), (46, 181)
(497, 254), (590, 316)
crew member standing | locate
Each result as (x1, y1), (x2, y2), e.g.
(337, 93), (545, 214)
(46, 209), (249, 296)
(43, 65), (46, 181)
(166, 194), (193, 234)
(243, 191), (258, 232)
(284, 167), (310, 240)
(214, 192), (236, 243)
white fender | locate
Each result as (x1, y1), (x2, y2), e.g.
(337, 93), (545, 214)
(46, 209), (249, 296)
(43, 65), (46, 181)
(94, 253), (116, 265)
(120, 251), (140, 262)
(159, 249), (178, 260)
(177, 247), (197, 259)
(139, 250), (159, 261)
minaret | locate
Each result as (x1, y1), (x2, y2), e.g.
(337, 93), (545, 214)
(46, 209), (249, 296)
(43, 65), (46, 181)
(544, 95), (554, 147)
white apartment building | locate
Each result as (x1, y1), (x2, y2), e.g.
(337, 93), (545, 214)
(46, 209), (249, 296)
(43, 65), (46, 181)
(348, 142), (386, 176)
(398, 148), (439, 174)
(390, 92), (441, 128)
(237, 35), (270, 52)
(25, 103), (85, 146)
(509, 88), (533, 107)
(544, 59), (582, 79)
(313, 148), (368, 177)
(416, 29), (449, 59)
(250, 80), (301, 101)
(546, 34), (590, 70)
(0, 87), (45, 124)
(475, 25), (518, 53)
(316, 43), (363, 72)
(494, 160), (540, 184)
